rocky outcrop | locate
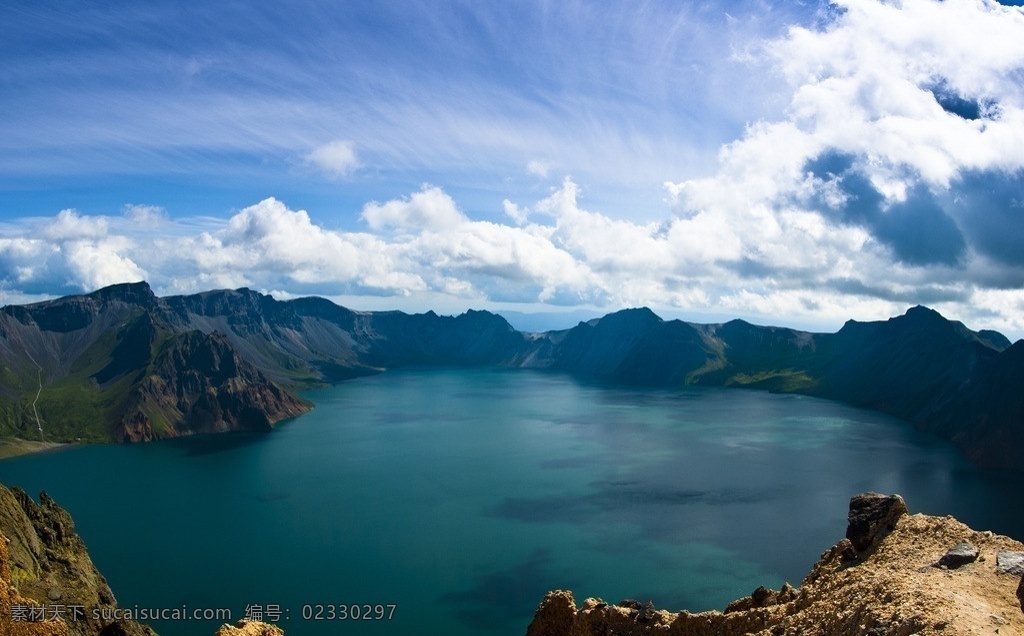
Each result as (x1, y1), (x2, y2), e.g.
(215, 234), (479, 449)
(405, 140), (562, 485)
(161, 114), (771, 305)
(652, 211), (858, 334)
(526, 494), (1024, 635)
(0, 529), (68, 636)
(0, 481), (291, 636)
(0, 482), (153, 636)
(214, 620), (284, 636)
(844, 492), (908, 554)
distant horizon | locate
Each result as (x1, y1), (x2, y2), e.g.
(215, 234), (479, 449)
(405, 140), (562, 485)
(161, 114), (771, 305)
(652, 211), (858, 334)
(3, 1), (1024, 341)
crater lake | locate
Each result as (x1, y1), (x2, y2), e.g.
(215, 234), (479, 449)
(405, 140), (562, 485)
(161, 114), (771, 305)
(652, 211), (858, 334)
(2, 368), (1023, 635)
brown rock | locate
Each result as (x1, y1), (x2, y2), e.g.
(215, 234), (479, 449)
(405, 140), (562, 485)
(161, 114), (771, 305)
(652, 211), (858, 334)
(724, 583), (799, 613)
(115, 330), (310, 443)
(0, 483), (154, 636)
(215, 619), (284, 636)
(1018, 576), (1023, 614)
(0, 532), (69, 636)
(526, 590), (576, 636)
(845, 492), (908, 553)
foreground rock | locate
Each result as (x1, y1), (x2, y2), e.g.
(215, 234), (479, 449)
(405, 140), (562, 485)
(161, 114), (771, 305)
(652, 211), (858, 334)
(527, 493), (1024, 636)
(1000, 551), (1024, 576)
(0, 531), (66, 636)
(215, 620), (284, 636)
(0, 481), (286, 636)
(937, 542), (980, 569)
(844, 492), (908, 554)
(0, 483), (154, 636)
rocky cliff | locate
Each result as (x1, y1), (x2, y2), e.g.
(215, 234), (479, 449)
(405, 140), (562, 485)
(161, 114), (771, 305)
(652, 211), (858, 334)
(2, 282), (1022, 470)
(116, 329), (309, 442)
(0, 481), (289, 636)
(0, 482), (154, 636)
(0, 284), (310, 445)
(526, 493), (1024, 636)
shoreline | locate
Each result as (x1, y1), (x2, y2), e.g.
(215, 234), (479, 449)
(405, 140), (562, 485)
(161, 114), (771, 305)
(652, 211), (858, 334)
(0, 438), (75, 460)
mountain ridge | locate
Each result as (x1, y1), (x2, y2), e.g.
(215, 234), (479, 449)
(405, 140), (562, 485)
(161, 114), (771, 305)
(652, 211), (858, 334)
(1, 282), (1021, 470)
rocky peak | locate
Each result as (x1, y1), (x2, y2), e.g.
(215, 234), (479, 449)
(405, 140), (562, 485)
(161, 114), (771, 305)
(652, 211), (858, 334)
(85, 281), (157, 309)
(591, 307), (662, 333)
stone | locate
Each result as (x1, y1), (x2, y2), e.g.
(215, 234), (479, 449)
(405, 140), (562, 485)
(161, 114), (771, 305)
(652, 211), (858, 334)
(845, 492), (909, 553)
(938, 542), (979, 569)
(1017, 576), (1024, 614)
(724, 583), (799, 613)
(214, 620), (283, 636)
(526, 590), (577, 636)
(997, 551), (1024, 576)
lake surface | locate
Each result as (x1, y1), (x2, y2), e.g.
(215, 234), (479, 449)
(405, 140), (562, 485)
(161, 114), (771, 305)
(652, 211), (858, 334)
(2, 368), (1023, 635)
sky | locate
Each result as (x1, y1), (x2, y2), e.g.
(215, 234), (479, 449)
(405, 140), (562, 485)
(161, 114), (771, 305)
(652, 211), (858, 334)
(2, 0), (1024, 338)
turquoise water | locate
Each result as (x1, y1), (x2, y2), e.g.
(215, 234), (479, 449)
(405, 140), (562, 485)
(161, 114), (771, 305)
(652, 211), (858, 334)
(2, 368), (1023, 635)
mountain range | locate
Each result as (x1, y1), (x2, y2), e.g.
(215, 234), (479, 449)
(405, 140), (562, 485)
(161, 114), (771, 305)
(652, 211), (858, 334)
(1, 282), (1021, 470)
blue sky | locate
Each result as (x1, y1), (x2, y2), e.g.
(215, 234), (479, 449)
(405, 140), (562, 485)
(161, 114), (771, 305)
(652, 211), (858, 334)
(2, 0), (1024, 338)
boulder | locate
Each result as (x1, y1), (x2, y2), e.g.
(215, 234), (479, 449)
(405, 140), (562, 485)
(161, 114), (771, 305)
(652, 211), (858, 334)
(845, 493), (909, 553)
(937, 542), (978, 569)
(997, 551), (1024, 576)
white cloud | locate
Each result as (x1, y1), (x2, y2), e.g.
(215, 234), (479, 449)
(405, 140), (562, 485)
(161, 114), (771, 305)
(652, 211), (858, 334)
(305, 140), (359, 178)
(40, 209), (110, 241)
(123, 204), (168, 225)
(361, 185), (468, 232)
(189, 197), (425, 294)
(502, 199), (530, 225)
(1, 174), (1023, 338)
(764, 0), (1024, 186)
(63, 241), (146, 291)
(657, 0), (1024, 333)
(526, 160), (550, 178)
(0, 212), (146, 294)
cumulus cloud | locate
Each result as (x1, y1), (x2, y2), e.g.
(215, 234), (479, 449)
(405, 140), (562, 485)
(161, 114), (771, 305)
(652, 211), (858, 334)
(661, 0), (1024, 333)
(305, 139), (359, 178)
(361, 185), (468, 232)
(185, 197), (424, 294)
(40, 209), (110, 241)
(502, 199), (530, 225)
(0, 210), (145, 294)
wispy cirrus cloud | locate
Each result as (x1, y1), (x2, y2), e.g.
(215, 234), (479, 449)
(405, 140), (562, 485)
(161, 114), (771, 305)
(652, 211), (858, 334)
(2, 1), (1024, 339)
(0, 0), (800, 216)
